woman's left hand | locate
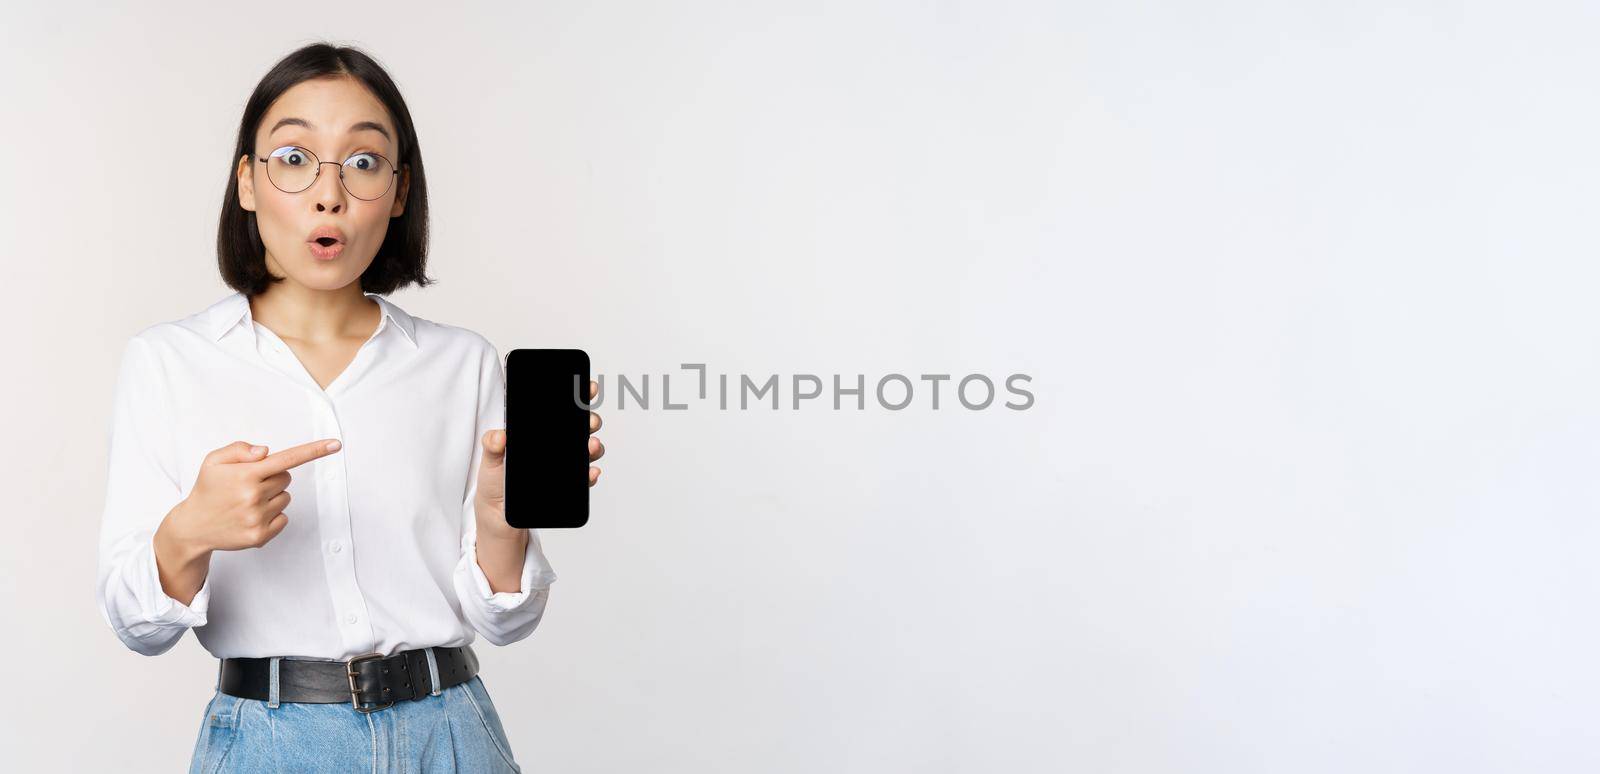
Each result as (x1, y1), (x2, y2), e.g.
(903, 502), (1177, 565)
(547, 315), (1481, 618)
(475, 379), (605, 539)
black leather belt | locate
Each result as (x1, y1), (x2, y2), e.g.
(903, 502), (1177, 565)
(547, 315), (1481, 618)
(219, 645), (479, 713)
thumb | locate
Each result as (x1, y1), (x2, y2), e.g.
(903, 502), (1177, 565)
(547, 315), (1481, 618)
(480, 429), (506, 469)
(208, 440), (268, 465)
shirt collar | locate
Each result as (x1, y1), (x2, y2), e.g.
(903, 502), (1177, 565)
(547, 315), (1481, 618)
(207, 291), (419, 349)
(368, 293), (418, 348)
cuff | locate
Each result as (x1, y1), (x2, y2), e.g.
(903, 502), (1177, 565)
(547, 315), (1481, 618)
(138, 534), (210, 627)
(465, 530), (558, 614)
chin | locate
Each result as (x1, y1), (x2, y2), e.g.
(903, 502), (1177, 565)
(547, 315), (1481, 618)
(266, 251), (374, 290)
(294, 274), (357, 291)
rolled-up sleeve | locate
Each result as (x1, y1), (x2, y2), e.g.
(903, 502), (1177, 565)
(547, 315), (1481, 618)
(451, 340), (558, 646)
(95, 334), (211, 656)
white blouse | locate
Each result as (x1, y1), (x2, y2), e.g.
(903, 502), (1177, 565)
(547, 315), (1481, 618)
(95, 291), (558, 660)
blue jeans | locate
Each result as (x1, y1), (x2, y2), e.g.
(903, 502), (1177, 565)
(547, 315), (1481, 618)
(189, 670), (523, 773)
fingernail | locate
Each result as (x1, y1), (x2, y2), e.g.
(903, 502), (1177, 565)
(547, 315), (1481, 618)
(250, 446), (265, 455)
(327, 440), (342, 451)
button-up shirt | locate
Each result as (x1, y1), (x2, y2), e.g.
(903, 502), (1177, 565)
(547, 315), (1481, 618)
(95, 291), (558, 660)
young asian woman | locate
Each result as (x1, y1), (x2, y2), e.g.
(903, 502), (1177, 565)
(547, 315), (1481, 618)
(93, 42), (605, 773)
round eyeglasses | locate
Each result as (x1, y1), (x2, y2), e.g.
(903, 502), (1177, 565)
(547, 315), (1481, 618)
(254, 145), (399, 201)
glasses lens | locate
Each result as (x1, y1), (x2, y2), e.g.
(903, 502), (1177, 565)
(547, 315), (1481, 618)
(265, 146), (319, 193)
(341, 153), (396, 200)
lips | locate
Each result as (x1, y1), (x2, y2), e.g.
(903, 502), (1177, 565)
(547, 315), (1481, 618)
(309, 242), (344, 260)
(306, 226), (347, 260)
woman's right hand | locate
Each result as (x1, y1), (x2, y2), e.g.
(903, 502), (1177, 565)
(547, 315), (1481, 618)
(167, 438), (344, 553)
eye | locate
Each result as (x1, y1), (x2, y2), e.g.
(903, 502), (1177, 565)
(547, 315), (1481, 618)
(268, 146), (314, 166)
(344, 152), (380, 171)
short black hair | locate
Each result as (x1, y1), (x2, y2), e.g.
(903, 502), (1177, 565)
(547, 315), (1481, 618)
(217, 43), (433, 296)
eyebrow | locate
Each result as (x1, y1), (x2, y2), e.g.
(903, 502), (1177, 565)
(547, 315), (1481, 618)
(268, 117), (392, 142)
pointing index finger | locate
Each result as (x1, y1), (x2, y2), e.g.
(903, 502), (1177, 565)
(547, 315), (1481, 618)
(252, 439), (342, 477)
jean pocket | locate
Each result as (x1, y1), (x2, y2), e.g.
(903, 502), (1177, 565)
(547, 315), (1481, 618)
(190, 692), (242, 774)
(461, 676), (521, 772)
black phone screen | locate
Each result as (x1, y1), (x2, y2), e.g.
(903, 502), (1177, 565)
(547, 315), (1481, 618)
(504, 348), (591, 529)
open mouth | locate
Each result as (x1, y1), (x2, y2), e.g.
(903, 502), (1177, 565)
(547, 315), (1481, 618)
(308, 235), (346, 260)
(307, 227), (347, 259)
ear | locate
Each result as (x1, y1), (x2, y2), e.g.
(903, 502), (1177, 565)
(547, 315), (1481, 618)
(390, 164), (409, 218)
(236, 154), (257, 212)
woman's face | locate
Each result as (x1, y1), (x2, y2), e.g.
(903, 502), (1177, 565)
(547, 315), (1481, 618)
(236, 75), (408, 292)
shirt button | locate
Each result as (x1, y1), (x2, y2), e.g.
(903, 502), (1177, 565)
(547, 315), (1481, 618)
(344, 612), (358, 625)
(324, 470), (338, 482)
(329, 540), (343, 554)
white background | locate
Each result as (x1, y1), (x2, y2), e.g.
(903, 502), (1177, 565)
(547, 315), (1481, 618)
(2, 1), (1597, 771)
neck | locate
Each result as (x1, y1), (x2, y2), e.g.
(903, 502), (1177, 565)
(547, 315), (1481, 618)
(248, 281), (380, 344)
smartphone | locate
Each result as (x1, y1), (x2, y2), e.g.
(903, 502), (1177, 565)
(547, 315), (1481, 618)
(504, 348), (591, 529)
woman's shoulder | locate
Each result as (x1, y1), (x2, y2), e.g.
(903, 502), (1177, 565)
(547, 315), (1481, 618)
(121, 292), (245, 352)
(395, 303), (499, 362)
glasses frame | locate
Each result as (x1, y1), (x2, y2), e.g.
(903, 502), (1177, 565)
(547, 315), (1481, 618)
(254, 145), (400, 201)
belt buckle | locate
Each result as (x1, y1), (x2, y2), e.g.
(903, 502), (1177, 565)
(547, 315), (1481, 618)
(346, 652), (396, 713)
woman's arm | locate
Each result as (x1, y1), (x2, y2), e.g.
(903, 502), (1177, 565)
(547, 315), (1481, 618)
(475, 505), (530, 593)
(96, 335), (213, 656)
(152, 500), (214, 606)
(451, 339), (558, 646)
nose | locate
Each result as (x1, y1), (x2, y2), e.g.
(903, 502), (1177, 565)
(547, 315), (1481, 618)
(311, 162), (345, 214)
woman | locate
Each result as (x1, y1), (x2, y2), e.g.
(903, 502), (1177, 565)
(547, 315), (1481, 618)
(93, 43), (604, 772)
